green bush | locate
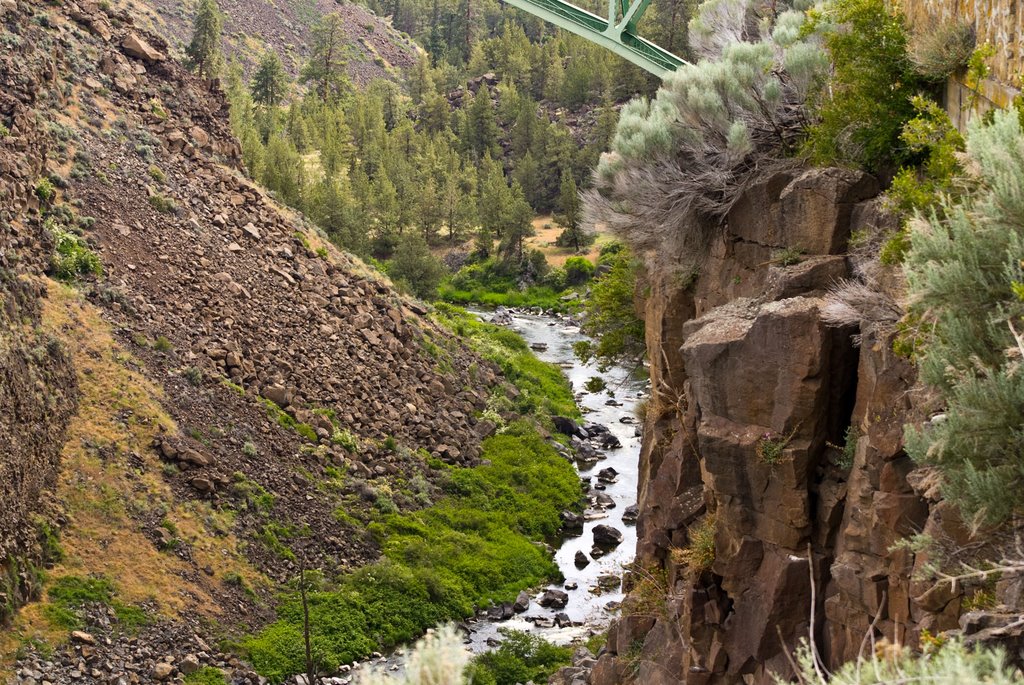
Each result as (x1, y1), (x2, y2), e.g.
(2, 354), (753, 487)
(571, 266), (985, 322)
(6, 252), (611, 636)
(35, 177), (55, 203)
(563, 256), (595, 286)
(148, 193), (177, 214)
(243, 423), (580, 682)
(48, 220), (102, 282)
(183, 667), (228, 685)
(903, 110), (1024, 526)
(467, 630), (573, 685)
(804, 0), (920, 171)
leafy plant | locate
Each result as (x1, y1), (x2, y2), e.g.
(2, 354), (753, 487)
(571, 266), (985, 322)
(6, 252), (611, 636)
(467, 630), (573, 685)
(756, 429), (795, 465)
(48, 220), (102, 282)
(35, 177), (55, 203)
(563, 256), (595, 286)
(804, 0), (920, 171)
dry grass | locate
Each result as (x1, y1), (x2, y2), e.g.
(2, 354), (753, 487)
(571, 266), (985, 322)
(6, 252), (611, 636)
(0, 282), (265, 669)
(523, 215), (608, 267)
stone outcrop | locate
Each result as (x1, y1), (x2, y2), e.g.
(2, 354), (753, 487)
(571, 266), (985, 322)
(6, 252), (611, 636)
(590, 168), (963, 683)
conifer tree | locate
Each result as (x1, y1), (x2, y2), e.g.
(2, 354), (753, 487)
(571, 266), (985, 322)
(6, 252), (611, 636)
(513, 151), (542, 210)
(261, 134), (305, 207)
(251, 50), (289, 108)
(441, 163), (477, 243)
(186, 0), (223, 79)
(498, 181), (535, 265)
(464, 88), (499, 160)
(554, 170), (591, 251)
(301, 13), (351, 102)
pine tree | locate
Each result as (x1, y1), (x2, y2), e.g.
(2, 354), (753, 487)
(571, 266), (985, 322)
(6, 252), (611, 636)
(513, 151), (542, 210)
(387, 234), (446, 300)
(371, 170), (401, 255)
(441, 163), (477, 243)
(464, 88), (499, 160)
(251, 50), (288, 108)
(554, 170), (592, 251)
(476, 154), (509, 256)
(301, 13), (351, 102)
(261, 134), (305, 207)
(498, 181), (535, 266)
(186, 0), (223, 79)
(310, 176), (368, 256)
(408, 53), (435, 105)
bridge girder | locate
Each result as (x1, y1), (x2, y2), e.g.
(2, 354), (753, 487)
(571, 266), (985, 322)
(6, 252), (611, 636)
(503, 0), (686, 77)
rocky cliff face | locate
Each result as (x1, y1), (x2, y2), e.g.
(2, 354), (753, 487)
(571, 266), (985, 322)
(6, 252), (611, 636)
(587, 168), (976, 683)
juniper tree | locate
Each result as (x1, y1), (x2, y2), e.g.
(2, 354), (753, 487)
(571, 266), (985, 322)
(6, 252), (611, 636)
(301, 13), (351, 102)
(555, 171), (591, 252)
(498, 181), (535, 266)
(463, 87), (500, 160)
(186, 0), (223, 79)
(251, 50), (288, 109)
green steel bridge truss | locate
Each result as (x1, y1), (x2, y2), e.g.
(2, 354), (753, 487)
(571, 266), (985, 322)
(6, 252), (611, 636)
(503, 0), (686, 77)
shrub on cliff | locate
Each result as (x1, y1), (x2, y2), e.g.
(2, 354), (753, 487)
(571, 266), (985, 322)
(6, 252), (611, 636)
(903, 110), (1024, 527)
(585, 0), (827, 269)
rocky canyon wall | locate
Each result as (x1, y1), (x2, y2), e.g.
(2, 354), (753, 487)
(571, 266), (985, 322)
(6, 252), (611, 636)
(586, 167), (979, 684)
(0, 44), (80, 622)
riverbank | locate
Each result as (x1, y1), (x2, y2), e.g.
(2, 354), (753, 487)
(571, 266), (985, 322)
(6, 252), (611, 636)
(459, 307), (644, 652)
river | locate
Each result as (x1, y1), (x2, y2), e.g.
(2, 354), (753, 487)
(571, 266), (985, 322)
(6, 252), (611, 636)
(462, 307), (645, 651)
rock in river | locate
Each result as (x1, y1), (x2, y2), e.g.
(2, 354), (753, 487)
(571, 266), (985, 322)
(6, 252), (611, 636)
(593, 524), (623, 548)
(539, 588), (569, 609)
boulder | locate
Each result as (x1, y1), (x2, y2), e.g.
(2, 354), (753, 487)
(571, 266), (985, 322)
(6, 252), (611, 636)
(539, 588), (569, 609)
(513, 590), (530, 613)
(121, 33), (165, 62)
(593, 525), (623, 548)
(553, 416), (577, 436)
(152, 662), (174, 680)
(574, 550), (591, 568)
(262, 385), (290, 407)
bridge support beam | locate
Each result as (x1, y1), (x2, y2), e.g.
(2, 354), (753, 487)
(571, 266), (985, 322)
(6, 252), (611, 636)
(502, 0), (685, 77)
